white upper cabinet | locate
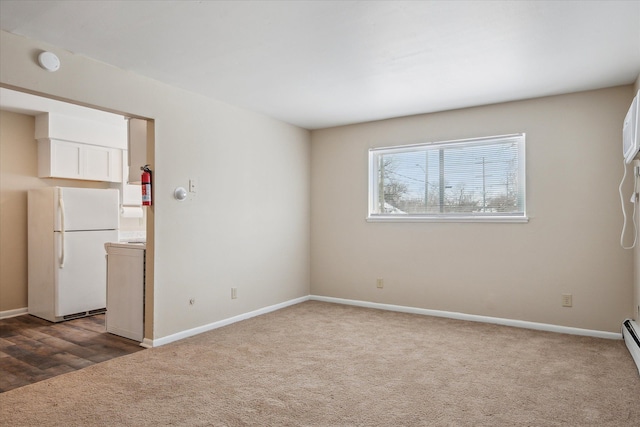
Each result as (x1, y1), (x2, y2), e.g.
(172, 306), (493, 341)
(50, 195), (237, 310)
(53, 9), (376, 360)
(127, 118), (147, 184)
(46, 139), (81, 179)
(35, 113), (126, 182)
(38, 139), (122, 182)
(35, 112), (127, 149)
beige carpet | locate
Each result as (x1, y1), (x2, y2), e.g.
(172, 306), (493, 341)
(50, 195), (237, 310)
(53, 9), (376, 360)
(1, 301), (639, 426)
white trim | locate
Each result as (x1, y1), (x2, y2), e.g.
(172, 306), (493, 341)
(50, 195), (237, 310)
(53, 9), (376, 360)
(0, 307), (28, 320)
(366, 215), (529, 223)
(310, 295), (622, 340)
(140, 338), (153, 349)
(124, 295), (624, 348)
(622, 319), (640, 376)
(369, 133), (525, 154)
(145, 296), (310, 348)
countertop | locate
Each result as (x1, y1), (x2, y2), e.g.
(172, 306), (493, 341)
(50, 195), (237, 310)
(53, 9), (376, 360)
(111, 230), (146, 250)
(105, 241), (146, 250)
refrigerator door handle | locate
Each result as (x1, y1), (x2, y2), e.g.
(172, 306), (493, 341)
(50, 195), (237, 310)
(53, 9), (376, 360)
(58, 189), (65, 268)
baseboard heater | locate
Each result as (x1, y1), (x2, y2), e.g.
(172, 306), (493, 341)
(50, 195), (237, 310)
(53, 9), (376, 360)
(622, 319), (640, 376)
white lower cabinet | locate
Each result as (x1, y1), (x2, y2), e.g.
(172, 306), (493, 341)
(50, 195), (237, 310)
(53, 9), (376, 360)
(38, 138), (122, 182)
(105, 243), (145, 342)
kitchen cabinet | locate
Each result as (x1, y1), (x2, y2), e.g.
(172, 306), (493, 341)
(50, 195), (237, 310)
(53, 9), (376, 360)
(35, 112), (127, 149)
(105, 242), (145, 342)
(121, 150), (142, 206)
(38, 138), (122, 182)
(35, 112), (127, 182)
(127, 118), (147, 183)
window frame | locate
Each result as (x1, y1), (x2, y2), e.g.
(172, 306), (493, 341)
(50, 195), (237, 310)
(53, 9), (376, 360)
(367, 133), (528, 223)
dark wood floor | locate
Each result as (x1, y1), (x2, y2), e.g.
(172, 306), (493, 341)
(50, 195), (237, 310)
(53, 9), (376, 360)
(0, 313), (144, 393)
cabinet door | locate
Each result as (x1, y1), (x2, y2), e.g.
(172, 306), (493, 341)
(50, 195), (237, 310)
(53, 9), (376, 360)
(38, 139), (122, 182)
(83, 146), (122, 182)
(51, 140), (82, 179)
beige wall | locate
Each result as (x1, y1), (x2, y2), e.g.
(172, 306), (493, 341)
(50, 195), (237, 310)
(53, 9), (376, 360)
(0, 30), (311, 339)
(311, 86), (636, 333)
(1, 28), (634, 338)
(0, 110), (109, 312)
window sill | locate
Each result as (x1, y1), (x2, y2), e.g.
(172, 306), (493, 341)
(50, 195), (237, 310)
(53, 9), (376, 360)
(366, 215), (529, 223)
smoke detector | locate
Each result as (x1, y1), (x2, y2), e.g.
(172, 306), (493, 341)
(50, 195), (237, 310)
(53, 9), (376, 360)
(38, 51), (60, 72)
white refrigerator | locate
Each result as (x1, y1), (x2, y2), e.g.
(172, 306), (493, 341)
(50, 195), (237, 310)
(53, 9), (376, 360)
(28, 187), (119, 322)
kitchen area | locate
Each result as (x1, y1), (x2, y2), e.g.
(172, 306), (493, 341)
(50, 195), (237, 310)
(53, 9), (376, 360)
(0, 88), (151, 347)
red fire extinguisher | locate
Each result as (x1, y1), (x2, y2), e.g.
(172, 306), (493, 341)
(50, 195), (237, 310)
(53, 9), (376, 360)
(141, 165), (152, 206)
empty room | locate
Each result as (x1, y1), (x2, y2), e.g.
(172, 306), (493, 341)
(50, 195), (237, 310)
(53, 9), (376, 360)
(1, 1), (639, 425)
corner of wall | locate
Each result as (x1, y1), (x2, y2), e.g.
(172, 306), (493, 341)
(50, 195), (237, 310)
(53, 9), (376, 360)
(631, 78), (640, 321)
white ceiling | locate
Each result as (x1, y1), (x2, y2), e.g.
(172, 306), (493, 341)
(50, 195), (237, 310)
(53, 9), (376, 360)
(1, 1), (639, 130)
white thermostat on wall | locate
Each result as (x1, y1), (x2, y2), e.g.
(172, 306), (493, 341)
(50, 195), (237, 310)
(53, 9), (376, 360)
(38, 51), (60, 72)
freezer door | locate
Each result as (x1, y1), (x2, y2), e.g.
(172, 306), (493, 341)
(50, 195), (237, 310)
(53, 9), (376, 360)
(54, 187), (119, 231)
(54, 229), (117, 317)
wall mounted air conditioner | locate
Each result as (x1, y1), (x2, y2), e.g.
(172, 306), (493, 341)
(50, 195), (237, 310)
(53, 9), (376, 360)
(623, 90), (640, 163)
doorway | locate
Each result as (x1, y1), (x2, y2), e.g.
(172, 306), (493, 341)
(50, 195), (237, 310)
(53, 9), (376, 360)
(0, 87), (154, 377)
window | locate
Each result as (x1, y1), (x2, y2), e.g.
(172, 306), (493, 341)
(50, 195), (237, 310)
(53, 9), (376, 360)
(368, 134), (526, 222)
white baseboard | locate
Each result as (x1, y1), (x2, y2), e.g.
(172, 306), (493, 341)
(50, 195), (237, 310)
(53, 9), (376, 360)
(310, 295), (622, 340)
(112, 294), (626, 348)
(146, 295), (310, 348)
(0, 307), (28, 320)
(140, 338), (153, 349)
(622, 319), (640, 376)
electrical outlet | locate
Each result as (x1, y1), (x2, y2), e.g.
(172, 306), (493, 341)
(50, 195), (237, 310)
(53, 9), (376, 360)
(376, 278), (384, 289)
(231, 287), (237, 299)
(561, 294), (572, 307)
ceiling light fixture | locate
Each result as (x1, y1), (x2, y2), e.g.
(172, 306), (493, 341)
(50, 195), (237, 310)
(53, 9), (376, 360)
(37, 51), (60, 72)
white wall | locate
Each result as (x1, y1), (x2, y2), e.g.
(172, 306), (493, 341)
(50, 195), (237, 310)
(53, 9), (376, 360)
(0, 31), (311, 339)
(311, 86), (635, 333)
(634, 75), (640, 322)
